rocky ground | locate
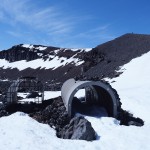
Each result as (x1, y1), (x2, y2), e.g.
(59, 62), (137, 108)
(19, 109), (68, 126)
(0, 97), (96, 141)
(0, 94), (144, 141)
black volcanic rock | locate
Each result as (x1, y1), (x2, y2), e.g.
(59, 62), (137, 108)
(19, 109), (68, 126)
(31, 97), (96, 141)
(59, 116), (96, 141)
(0, 104), (9, 117)
(0, 45), (39, 62)
(118, 109), (144, 126)
(0, 44), (59, 62)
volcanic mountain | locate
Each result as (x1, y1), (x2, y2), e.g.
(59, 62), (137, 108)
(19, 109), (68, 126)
(0, 33), (150, 90)
(0, 33), (150, 149)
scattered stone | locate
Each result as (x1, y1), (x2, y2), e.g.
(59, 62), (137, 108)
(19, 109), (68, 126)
(117, 109), (144, 126)
(58, 116), (96, 141)
(0, 104), (9, 117)
(31, 97), (97, 141)
(40, 97), (70, 129)
(0, 93), (144, 142)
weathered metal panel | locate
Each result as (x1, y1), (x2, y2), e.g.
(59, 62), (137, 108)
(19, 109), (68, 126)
(61, 78), (119, 118)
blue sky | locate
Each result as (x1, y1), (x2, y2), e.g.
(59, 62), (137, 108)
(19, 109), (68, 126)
(0, 0), (150, 50)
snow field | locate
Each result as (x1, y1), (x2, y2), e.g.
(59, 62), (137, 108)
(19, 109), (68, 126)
(1, 51), (150, 149)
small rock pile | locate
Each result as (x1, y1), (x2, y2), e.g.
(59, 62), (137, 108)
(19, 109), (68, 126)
(0, 97), (97, 141)
(30, 97), (70, 129)
(0, 104), (8, 117)
(118, 109), (144, 126)
(30, 97), (96, 141)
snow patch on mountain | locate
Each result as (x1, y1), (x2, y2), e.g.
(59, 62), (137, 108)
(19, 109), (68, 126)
(0, 79), (9, 81)
(0, 55), (84, 70)
(71, 48), (92, 52)
(21, 44), (92, 52)
(22, 44), (47, 51)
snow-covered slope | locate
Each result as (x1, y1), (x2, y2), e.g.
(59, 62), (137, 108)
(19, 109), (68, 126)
(0, 56), (84, 71)
(0, 44), (88, 70)
(0, 44), (92, 83)
(0, 50), (150, 150)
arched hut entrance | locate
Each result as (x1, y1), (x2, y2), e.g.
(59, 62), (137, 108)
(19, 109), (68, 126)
(61, 78), (119, 118)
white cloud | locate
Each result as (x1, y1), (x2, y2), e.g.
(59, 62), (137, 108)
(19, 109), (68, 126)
(0, 0), (73, 35)
(0, 0), (116, 48)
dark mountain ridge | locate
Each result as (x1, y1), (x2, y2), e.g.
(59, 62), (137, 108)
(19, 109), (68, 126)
(84, 33), (150, 78)
(0, 33), (150, 91)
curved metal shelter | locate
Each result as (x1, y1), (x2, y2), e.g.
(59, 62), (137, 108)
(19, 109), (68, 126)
(61, 78), (119, 118)
(6, 77), (44, 103)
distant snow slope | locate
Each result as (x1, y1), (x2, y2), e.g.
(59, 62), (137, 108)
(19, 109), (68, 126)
(0, 56), (84, 71)
(71, 48), (92, 52)
(0, 44), (91, 71)
(22, 44), (47, 51)
(0, 51), (150, 150)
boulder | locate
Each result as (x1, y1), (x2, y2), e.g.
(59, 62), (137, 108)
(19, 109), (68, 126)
(59, 116), (96, 141)
(118, 109), (144, 126)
